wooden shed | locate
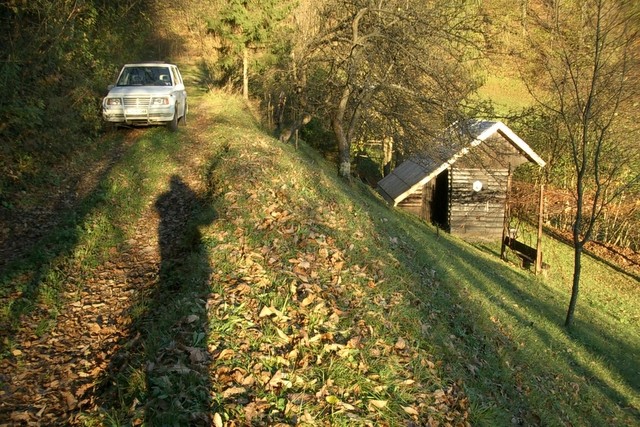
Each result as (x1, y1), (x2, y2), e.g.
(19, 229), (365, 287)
(377, 120), (546, 240)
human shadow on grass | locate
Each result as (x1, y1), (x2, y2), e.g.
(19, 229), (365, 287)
(95, 175), (216, 425)
(144, 175), (216, 425)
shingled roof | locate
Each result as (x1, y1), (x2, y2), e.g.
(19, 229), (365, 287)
(377, 120), (546, 206)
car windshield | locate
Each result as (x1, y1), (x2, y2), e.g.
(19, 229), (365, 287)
(116, 66), (172, 86)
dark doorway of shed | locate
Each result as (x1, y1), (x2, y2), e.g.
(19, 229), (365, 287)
(431, 169), (449, 231)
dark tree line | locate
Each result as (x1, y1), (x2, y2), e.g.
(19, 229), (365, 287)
(0, 0), (162, 197)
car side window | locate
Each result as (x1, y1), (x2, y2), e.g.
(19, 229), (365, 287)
(171, 67), (182, 86)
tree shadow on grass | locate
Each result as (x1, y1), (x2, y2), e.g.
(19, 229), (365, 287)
(390, 218), (639, 425)
(0, 131), (136, 339)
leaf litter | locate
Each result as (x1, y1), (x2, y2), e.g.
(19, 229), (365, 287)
(0, 97), (470, 425)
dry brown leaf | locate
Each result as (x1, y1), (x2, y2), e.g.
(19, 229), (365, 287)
(217, 349), (235, 360)
(222, 386), (246, 398)
(298, 260), (311, 269)
(259, 306), (274, 318)
(76, 382), (93, 397)
(242, 374), (256, 386)
(308, 334), (323, 344)
(267, 370), (293, 390)
(323, 343), (345, 352)
(61, 391), (77, 410)
(340, 401), (356, 411)
(368, 399), (388, 411)
(213, 412), (223, 427)
(10, 411), (32, 421)
(403, 406), (420, 416)
(187, 347), (208, 364)
(244, 402), (259, 422)
(275, 327), (290, 343)
(433, 389), (446, 402)
(300, 294), (316, 307)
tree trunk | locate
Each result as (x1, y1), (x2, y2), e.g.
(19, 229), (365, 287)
(332, 116), (351, 178)
(332, 86), (352, 179)
(242, 47), (249, 100)
(566, 189), (584, 328)
(565, 243), (582, 327)
(382, 136), (393, 176)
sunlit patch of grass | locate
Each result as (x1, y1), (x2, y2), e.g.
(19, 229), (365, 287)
(476, 73), (535, 113)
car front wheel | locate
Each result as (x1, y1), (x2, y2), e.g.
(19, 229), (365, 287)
(181, 101), (188, 126)
(168, 108), (179, 132)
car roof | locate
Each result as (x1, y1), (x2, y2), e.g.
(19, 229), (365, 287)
(122, 62), (177, 67)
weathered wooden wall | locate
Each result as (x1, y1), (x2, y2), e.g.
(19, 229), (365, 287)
(397, 180), (437, 221)
(392, 132), (532, 241)
(449, 168), (509, 239)
(397, 188), (424, 218)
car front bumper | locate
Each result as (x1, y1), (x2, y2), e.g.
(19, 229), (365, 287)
(102, 107), (174, 124)
(102, 104), (175, 125)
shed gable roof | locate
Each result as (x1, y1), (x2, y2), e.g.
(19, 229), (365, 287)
(377, 120), (546, 206)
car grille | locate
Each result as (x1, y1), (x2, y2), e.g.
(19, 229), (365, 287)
(123, 97), (151, 107)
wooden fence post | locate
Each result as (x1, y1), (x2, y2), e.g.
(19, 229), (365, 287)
(535, 183), (544, 274)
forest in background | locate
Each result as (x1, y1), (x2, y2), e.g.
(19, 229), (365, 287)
(1, 0), (639, 252)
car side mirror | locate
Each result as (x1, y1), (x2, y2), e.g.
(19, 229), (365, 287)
(107, 84), (115, 91)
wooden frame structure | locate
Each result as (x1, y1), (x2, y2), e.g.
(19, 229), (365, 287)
(377, 120), (546, 251)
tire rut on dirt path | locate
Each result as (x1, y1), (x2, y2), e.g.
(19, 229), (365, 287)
(1, 97), (215, 425)
(0, 203), (162, 424)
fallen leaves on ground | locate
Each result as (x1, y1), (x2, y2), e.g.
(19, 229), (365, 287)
(0, 102), (470, 426)
(196, 139), (471, 425)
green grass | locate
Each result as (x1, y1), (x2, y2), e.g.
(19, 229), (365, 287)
(476, 74), (535, 114)
(1, 89), (637, 426)
(173, 92), (636, 426)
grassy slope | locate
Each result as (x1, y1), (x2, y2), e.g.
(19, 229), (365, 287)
(176, 92), (638, 425)
(1, 88), (637, 426)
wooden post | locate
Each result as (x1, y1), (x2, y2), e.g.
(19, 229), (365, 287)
(421, 184), (428, 221)
(501, 167), (512, 260)
(535, 183), (544, 274)
(267, 94), (272, 128)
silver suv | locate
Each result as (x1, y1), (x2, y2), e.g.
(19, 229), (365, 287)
(102, 62), (187, 131)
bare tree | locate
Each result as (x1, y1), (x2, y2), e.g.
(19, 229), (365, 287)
(526, 0), (640, 327)
(287, 0), (483, 178)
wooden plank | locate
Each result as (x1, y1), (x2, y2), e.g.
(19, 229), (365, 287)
(503, 237), (538, 261)
(378, 174), (409, 201)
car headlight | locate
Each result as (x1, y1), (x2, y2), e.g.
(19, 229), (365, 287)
(106, 98), (121, 106)
(151, 97), (170, 105)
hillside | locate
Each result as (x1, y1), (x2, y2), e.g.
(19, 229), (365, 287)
(0, 89), (637, 425)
